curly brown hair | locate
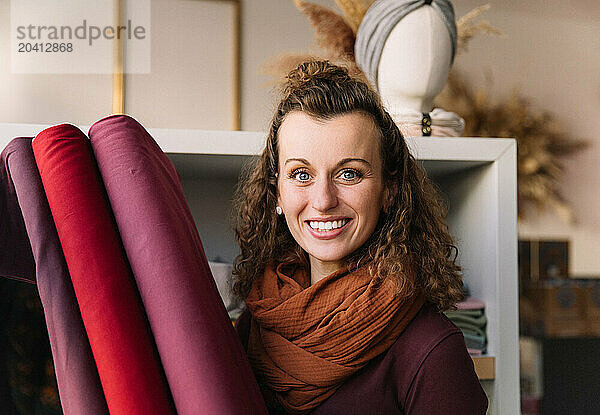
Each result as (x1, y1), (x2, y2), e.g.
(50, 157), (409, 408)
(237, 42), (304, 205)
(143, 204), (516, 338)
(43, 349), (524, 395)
(230, 60), (463, 311)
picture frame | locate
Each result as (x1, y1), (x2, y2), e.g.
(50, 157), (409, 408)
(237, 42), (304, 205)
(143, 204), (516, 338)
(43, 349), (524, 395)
(113, 0), (241, 130)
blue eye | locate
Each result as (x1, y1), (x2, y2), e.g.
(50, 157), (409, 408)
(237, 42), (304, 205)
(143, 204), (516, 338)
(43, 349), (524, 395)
(342, 170), (356, 180)
(297, 171), (310, 181)
(340, 169), (362, 181)
(289, 169), (310, 182)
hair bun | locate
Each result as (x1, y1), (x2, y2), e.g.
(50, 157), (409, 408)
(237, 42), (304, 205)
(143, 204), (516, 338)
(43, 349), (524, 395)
(283, 60), (351, 95)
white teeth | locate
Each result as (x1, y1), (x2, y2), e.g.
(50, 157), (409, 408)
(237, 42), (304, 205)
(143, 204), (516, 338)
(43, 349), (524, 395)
(309, 219), (348, 231)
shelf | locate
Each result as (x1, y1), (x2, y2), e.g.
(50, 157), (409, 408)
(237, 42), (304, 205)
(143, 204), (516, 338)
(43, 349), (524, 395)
(0, 122), (519, 415)
(0, 122), (512, 161)
(472, 356), (495, 380)
(159, 134), (514, 180)
(1, 124), (511, 181)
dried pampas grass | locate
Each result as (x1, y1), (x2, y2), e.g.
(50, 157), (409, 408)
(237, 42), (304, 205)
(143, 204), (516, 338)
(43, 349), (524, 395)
(262, 52), (366, 87)
(443, 6), (587, 223)
(436, 71), (588, 222)
(333, 0), (370, 33)
(456, 4), (504, 54)
(261, 52), (320, 86)
(294, 0), (356, 59)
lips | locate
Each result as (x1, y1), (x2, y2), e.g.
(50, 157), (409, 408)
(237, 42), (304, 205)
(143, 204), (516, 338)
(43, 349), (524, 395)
(308, 218), (349, 231)
(305, 218), (352, 240)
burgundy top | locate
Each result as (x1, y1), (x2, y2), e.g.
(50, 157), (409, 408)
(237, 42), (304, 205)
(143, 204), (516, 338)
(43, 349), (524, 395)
(236, 302), (488, 414)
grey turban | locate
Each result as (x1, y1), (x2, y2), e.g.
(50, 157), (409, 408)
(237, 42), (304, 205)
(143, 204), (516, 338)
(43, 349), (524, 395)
(355, 0), (457, 88)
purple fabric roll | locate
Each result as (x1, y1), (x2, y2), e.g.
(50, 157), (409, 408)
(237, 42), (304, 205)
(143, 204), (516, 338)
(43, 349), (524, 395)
(0, 140), (35, 283)
(3, 138), (109, 415)
(88, 114), (267, 415)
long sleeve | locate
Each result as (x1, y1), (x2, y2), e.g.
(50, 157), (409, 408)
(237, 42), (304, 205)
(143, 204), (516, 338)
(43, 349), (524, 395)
(403, 331), (488, 414)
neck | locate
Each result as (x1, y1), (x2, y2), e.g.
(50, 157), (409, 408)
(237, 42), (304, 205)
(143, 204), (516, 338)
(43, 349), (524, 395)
(383, 94), (434, 114)
(309, 257), (343, 285)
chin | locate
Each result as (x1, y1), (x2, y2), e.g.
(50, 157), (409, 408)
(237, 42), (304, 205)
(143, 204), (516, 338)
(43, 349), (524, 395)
(305, 248), (350, 264)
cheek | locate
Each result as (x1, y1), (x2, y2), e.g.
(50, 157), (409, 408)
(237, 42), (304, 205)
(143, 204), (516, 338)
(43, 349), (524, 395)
(363, 193), (384, 226)
(360, 199), (380, 223)
(342, 185), (384, 216)
(278, 185), (306, 212)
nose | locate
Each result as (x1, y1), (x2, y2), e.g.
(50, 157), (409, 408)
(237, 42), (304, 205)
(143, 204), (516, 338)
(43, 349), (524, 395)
(310, 177), (338, 212)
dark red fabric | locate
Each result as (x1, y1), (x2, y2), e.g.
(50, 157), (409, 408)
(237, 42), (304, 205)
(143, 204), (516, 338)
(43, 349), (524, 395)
(5, 137), (108, 415)
(32, 124), (175, 415)
(237, 303), (488, 414)
(0, 140), (35, 283)
(88, 114), (268, 415)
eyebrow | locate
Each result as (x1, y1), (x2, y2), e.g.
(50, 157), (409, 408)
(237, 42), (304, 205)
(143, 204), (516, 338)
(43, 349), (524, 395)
(284, 157), (372, 168)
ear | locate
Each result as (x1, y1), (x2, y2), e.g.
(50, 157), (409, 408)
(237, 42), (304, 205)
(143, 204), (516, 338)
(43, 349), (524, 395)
(275, 172), (280, 203)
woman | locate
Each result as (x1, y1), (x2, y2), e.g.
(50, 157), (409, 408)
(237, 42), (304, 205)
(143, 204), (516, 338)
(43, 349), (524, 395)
(231, 60), (487, 414)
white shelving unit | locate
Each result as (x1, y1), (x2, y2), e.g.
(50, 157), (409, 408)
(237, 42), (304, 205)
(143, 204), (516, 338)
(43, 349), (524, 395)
(1, 124), (519, 414)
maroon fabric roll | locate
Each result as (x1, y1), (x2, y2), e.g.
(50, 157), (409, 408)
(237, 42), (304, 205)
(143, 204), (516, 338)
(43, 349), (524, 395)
(32, 124), (175, 415)
(0, 141), (35, 283)
(5, 137), (108, 415)
(88, 114), (267, 415)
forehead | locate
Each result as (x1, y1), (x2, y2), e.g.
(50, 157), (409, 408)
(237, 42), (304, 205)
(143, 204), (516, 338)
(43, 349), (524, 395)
(277, 111), (380, 165)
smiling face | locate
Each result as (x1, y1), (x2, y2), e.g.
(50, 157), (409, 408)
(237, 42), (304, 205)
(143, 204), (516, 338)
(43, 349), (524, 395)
(276, 110), (386, 282)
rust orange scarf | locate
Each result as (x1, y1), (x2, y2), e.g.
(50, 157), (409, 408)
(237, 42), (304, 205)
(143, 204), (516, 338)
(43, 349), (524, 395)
(245, 261), (425, 414)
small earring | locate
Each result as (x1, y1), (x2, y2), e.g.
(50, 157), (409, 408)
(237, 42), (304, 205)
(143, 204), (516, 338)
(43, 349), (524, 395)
(276, 206), (283, 215)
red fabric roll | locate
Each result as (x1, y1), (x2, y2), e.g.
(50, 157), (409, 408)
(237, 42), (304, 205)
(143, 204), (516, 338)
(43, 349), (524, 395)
(32, 124), (175, 415)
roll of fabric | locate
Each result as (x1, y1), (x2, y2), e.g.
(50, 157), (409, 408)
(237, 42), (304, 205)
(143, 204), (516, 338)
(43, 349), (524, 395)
(0, 141), (35, 283)
(32, 124), (175, 415)
(4, 137), (108, 415)
(355, 0), (457, 88)
(1, 139), (38, 413)
(88, 114), (267, 415)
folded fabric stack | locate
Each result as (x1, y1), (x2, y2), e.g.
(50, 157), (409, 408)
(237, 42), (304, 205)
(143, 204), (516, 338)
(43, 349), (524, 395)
(444, 297), (488, 355)
(0, 115), (268, 415)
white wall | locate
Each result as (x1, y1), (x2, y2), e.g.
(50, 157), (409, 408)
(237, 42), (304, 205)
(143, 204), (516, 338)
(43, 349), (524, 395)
(125, 0), (236, 129)
(448, 0), (600, 276)
(0, 0), (112, 125)
(0, 0), (237, 129)
(240, 0), (333, 131)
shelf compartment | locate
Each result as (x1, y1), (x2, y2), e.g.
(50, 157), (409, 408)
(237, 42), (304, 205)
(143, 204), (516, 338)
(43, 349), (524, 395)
(473, 356), (495, 380)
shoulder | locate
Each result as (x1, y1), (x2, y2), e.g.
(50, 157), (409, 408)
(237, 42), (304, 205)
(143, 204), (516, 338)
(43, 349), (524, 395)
(313, 303), (487, 415)
(392, 302), (462, 355)
(388, 303), (488, 414)
(383, 303), (462, 400)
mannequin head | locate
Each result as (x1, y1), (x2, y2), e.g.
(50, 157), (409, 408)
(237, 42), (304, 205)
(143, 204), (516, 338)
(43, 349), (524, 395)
(355, 0), (457, 113)
(378, 6), (453, 113)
